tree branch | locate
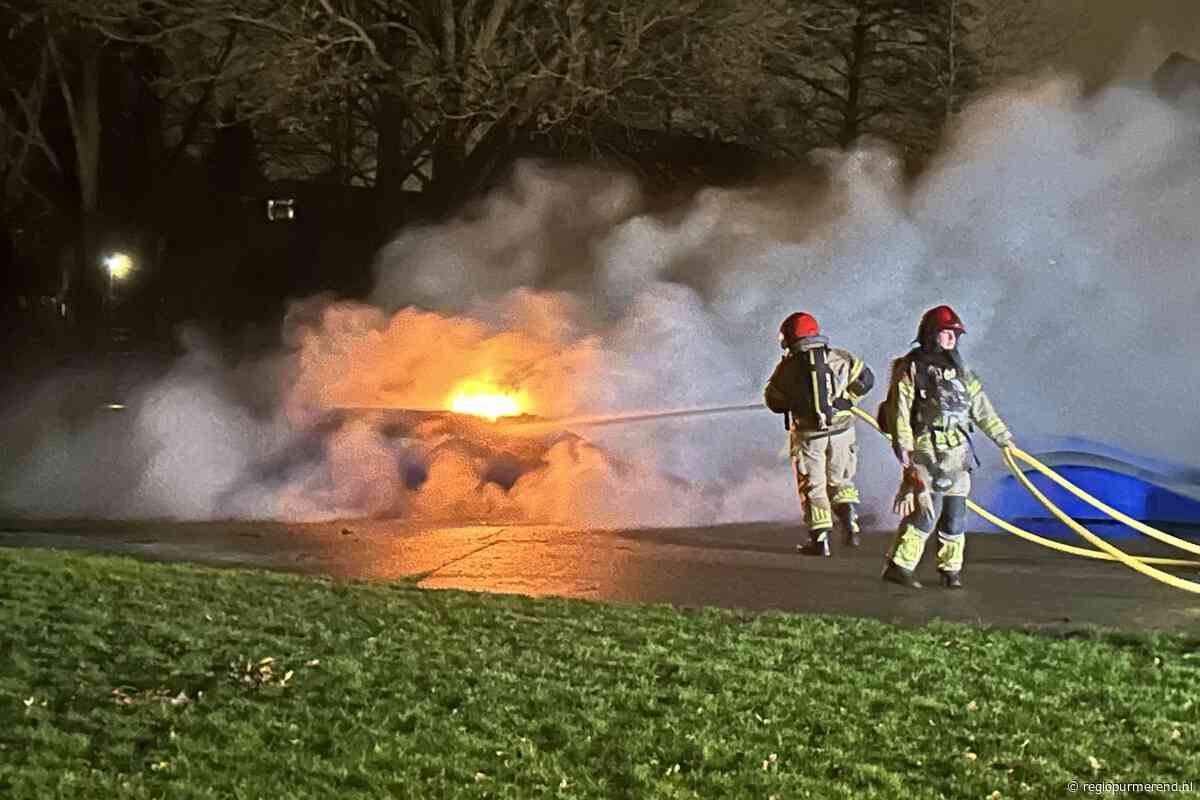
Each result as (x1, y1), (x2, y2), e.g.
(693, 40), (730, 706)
(164, 24), (239, 172)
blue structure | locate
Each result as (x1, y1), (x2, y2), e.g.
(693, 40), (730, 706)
(978, 439), (1200, 541)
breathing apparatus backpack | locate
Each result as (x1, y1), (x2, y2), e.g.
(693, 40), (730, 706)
(781, 341), (837, 431)
(876, 356), (909, 449)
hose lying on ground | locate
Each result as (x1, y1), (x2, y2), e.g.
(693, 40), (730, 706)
(440, 398), (1200, 579)
(849, 407), (1200, 573)
(1003, 448), (1200, 594)
(1010, 446), (1200, 556)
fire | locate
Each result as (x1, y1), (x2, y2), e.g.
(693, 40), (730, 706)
(447, 380), (528, 421)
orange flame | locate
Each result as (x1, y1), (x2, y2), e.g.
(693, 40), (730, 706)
(447, 380), (528, 421)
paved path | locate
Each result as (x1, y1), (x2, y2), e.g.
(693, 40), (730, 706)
(2, 518), (1198, 634)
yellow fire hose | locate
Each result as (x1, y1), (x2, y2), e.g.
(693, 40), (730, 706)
(1009, 446), (1200, 556)
(1002, 448), (1200, 593)
(849, 407), (1200, 579)
(481, 398), (1200, 585)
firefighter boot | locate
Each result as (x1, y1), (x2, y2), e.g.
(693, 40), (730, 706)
(936, 532), (965, 589)
(797, 529), (832, 557)
(835, 503), (861, 548)
(939, 570), (963, 589)
(881, 561), (922, 588)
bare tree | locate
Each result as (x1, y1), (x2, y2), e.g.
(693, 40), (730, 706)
(77, 0), (797, 206)
(972, 0), (1071, 86)
(0, 0), (281, 319)
(766, 0), (972, 157)
(0, 3), (106, 316)
(0, 41), (57, 217)
(285, 0), (796, 209)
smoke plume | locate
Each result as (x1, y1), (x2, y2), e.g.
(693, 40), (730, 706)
(3, 70), (1199, 529)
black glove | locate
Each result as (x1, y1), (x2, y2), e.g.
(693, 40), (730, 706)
(832, 397), (853, 411)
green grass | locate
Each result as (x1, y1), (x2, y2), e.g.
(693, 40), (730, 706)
(1, 549), (1198, 799)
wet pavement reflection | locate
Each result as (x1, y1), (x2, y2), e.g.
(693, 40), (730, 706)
(2, 518), (1198, 634)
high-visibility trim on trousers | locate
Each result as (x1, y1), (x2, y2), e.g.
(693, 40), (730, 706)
(892, 523), (927, 571)
(792, 426), (859, 534)
(832, 485), (860, 505)
(937, 533), (965, 572)
(808, 506), (833, 529)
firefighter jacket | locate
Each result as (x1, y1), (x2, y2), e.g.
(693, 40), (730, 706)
(764, 337), (874, 443)
(885, 347), (1011, 462)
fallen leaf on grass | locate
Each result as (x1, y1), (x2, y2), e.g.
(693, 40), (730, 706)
(113, 687), (196, 707)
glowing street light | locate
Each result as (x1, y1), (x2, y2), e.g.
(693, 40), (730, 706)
(103, 252), (134, 280)
(101, 251), (135, 323)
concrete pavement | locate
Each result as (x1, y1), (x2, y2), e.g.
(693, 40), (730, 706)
(2, 518), (1199, 633)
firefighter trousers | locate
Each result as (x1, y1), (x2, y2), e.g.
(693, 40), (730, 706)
(887, 445), (972, 573)
(792, 426), (859, 540)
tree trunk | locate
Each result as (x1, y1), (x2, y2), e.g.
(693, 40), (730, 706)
(945, 0), (958, 124)
(78, 46), (104, 341)
(1, 50), (51, 216)
(49, 31), (104, 340)
(839, 19), (868, 147)
(425, 123), (466, 218)
(75, 44), (102, 218)
(423, 116), (531, 218)
(375, 92), (409, 203)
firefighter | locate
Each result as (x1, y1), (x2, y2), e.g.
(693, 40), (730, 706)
(878, 304), (1016, 588)
(765, 312), (875, 555)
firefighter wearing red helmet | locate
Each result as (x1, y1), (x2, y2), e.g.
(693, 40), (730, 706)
(876, 304), (1016, 588)
(765, 312), (875, 555)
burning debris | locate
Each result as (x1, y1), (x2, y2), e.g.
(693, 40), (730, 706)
(447, 380), (529, 422)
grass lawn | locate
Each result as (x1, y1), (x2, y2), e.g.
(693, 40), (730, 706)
(1, 547), (1197, 799)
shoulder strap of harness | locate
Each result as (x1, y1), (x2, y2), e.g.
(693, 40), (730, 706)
(908, 355), (932, 435)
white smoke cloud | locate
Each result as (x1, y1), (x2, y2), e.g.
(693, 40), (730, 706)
(3, 67), (1200, 530)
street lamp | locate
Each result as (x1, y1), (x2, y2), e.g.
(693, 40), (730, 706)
(100, 251), (135, 411)
(104, 252), (133, 281)
(102, 251), (133, 311)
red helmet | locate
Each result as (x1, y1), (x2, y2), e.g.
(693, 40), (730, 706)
(918, 304), (966, 342)
(779, 312), (820, 346)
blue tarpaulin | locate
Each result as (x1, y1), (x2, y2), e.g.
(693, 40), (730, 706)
(976, 441), (1200, 540)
